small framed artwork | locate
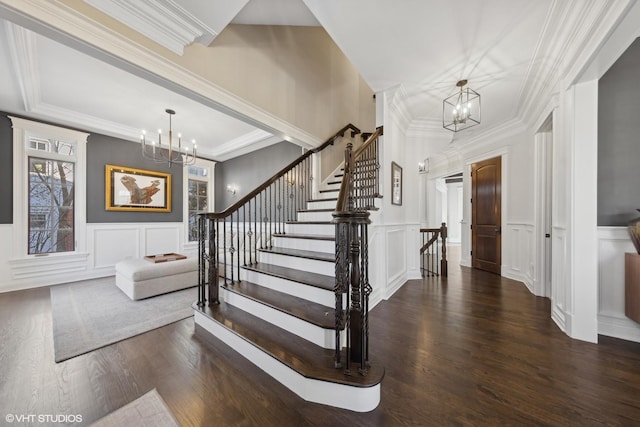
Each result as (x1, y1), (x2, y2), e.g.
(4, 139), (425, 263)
(391, 161), (402, 206)
(105, 164), (171, 212)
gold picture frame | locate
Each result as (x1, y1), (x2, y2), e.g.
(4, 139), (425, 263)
(391, 161), (402, 206)
(105, 164), (171, 212)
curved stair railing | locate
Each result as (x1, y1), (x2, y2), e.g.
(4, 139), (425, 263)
(332, 126), (383, 374)
(420, 224), (448, 277)
(197, 123), (360, 306)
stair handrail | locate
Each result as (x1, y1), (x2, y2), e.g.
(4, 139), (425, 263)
(335, 126), (384, 213)
(197, 123), (361, 307)
(201, 123), (360, 220)
(419, 223), (448, 277)
(331, 125), (382, 376)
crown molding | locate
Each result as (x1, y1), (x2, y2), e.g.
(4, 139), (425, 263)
(517, 0), (633, 128)
(4, 20), (146, 142)
(83, 0), (219, 55)
(0, 0), (323, 149)
(455, 117), (527, 158)
(406, 118), (449, 139)
(5, 21), (40, 111)
(208, 129), (281, 161)
(563, 0), (635, 85)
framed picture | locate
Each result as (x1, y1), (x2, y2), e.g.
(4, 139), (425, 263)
(105, 164), (171, 212)
(391, 161), (402, 206)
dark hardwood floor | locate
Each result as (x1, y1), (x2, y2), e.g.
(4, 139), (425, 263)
(2, 247), (640, 426)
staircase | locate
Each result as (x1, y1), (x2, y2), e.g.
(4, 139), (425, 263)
(194, 125), (384, 412)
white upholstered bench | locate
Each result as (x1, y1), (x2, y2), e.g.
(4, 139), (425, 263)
(115, 257), (198, 300)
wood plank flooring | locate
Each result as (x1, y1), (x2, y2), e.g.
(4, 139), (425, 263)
(1, 248), (640, 426)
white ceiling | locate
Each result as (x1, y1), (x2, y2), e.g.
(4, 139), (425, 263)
(0, 0), (607, 160)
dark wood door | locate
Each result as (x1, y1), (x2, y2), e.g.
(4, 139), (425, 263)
(472, 156), (501, 274)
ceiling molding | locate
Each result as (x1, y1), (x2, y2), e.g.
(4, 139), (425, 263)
(562, 0), (635, 86)
(4, 21), (144, 142)
(208, 128), (279, 161)
(517, 0), (632, 128)
(0, 0), (323, 150)
(83, 0), (218, 55)
(5, 21), (40, 111)
(406, 118), (449, 139)
(31, 102), (141, 141)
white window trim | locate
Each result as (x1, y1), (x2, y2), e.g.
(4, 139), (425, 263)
(183, 158), (215, 249)
(9, 116), (89, 276)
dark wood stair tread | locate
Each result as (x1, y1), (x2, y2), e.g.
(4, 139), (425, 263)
(327, 180), (342, 185)
(242, 263), (334, 291)
(195, 302), (384, 388)
(297, 208), (335, 213)
(319, 189), (339, 193)
(272, 233), (334, 241)
(285, 220), (332, 225)
(223, 281), (337, 328)
(259, 247), (335, 262)
(309, 197), (338, 202)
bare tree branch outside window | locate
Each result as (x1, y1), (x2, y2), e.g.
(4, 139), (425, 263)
(28, 139), (75, 254)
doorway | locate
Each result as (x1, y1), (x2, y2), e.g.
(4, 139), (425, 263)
(537, 116), (554, 298)
(471, 156), (502, 274)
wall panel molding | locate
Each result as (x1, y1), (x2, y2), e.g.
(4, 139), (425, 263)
(597, 226), (640, 343)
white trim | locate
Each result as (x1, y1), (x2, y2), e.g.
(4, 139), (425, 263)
(0, 0), (323, 150)
(9, 116), (89, 278)
(195, 311), (381, 412)
(84, 0), (221, 55)
(183, 158), (215, 246)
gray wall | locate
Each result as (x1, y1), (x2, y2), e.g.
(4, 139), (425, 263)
(0, 112), (183, 224)
(0, 114), (12, 224)
(598, 37), (640, 226)
(87, 134), (182, 222)
(215, 141), (302, 210)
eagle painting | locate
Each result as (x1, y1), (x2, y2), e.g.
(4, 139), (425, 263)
(120, 175), (161, 205)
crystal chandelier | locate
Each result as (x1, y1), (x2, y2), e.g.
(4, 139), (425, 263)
(141, 109), (197, 167)
(443, 79), (481, 132)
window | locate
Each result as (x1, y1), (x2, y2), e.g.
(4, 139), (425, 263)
(28, 154), (75, 254)
(10, 116), (88, 266)
(184, 161), (214, 244)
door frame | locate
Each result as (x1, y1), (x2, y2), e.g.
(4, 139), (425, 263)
(462, 149), (508, 272)
(534, 112), (555, 298)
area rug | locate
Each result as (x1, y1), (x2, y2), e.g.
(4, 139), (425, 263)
(90, 388), (179, 427)
(51, 276), (196, 362)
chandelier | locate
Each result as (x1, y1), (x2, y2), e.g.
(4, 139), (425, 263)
(442, 79), (481, 132)
(141, 109), (197, 167)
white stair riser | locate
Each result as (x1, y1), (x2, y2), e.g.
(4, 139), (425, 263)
(320, 178), (342, 190)
(297, 211), (334, 222)
(241, 268), (334, 307)
(272, 236), (335, 253)
(258, 251), (334, 276)
(194, 312), (380, 412)
(307, 199), (336, 210)
(285, 222), (335, 235)
(222, 287), (336, 349)
(316, 190), (340, 200)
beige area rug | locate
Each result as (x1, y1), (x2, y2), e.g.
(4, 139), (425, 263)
(50, 276), (196, 362)
(90, 389), (179, 427)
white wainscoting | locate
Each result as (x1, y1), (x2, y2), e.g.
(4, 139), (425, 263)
(551, 226), (568, 333)
(385, 226), (407, 299)
(597, 227), (640, 343)
(368, 223), (418, 308)
(88, 223), (184, 275)
(502, 223), (535, 292)
(0, 222), (185, 293)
